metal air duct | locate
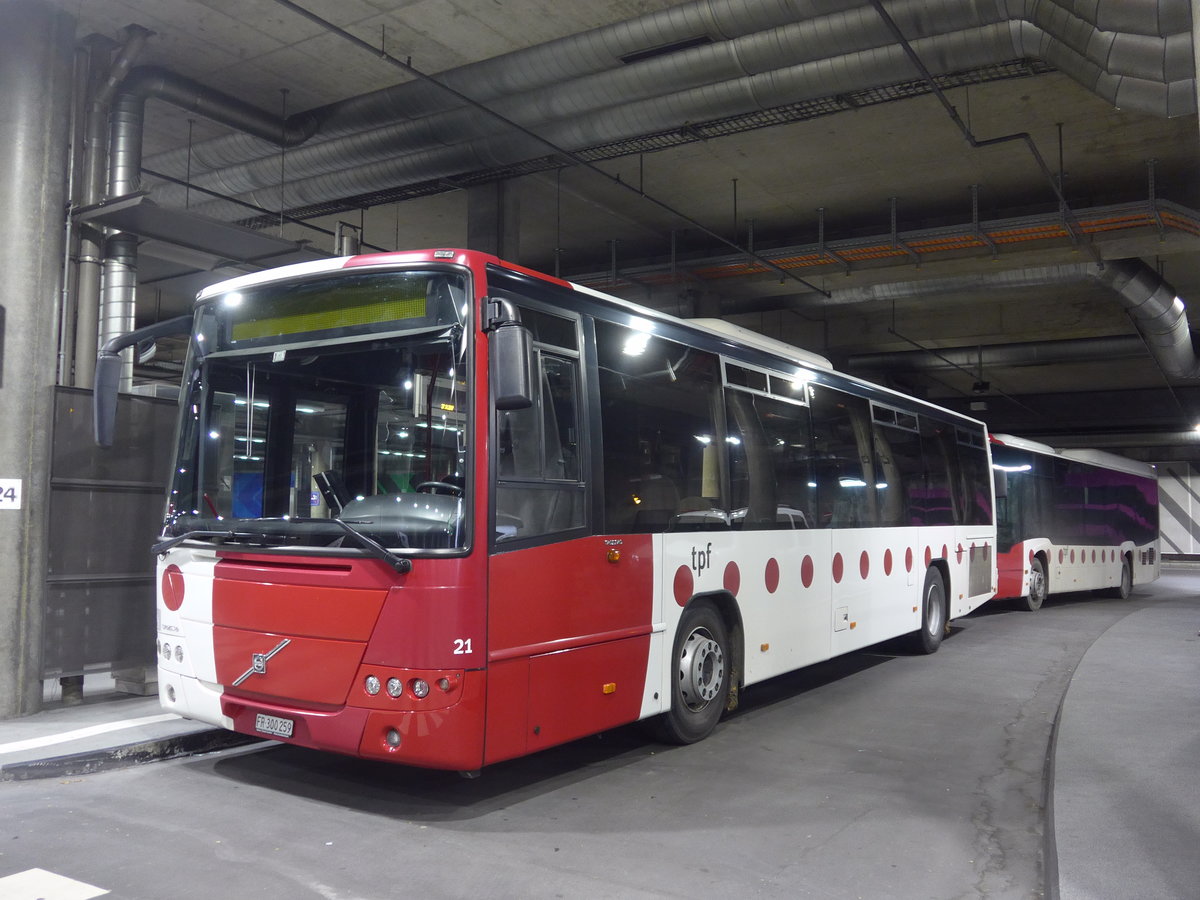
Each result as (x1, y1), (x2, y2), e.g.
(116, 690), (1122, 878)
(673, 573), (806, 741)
(142, 0), (1193, 220)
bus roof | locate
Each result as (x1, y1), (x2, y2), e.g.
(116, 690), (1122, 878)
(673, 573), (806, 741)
(1059, 449), (1157, 480)
(990, 433), (1057, 455)
(992, 433), (1156, 480)
(687, 318), (833, 370)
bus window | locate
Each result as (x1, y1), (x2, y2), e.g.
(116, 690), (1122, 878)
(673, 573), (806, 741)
(957, 426), (993, 526)
(495, 349), (585, 542)
(871, 405), (922, 527)
(809, 386), (877, 528)
(725, 390), (815, 530)
(918, 417), (961, 526)
(595, 320), (725, 534)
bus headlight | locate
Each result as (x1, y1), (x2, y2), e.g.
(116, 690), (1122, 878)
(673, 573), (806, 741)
(410, 678), (430, 699)
(385, 677), (403, 698)
(364, 675), (381, 695)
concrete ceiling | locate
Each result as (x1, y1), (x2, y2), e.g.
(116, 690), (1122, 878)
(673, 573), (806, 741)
(50, 0), (1200, 459)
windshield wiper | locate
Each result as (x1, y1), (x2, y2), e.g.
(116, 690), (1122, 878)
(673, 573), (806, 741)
(152, 529), (239, 556)
(331, 517), (413, 573)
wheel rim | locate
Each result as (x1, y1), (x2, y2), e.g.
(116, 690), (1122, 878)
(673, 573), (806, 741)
(678, 626), (724, 711)
(925, 584), (945, 637)
(1030, 566), (1046, 603)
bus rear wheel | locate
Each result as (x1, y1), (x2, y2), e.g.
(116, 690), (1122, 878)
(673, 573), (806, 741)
(654, 601), (730, 745)
(1022, 557), (1047, 611)
(911, 567), (947, 655)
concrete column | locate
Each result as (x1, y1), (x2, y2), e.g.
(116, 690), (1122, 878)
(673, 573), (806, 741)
(1194, 0), (1200, 145)
(0, 0), (75, 718)
(467, 181), (521, 262)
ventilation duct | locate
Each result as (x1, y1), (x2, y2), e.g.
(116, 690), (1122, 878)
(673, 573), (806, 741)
(98, 66), (320, 378)
(140, 0), (1193, 220)
(773, 258), (1200, 381)
(1095, 258), (1200, 379)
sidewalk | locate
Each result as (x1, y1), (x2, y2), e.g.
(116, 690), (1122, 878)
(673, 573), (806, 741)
(0, 676), (257, 781)
(1050, 572), (1200, 900)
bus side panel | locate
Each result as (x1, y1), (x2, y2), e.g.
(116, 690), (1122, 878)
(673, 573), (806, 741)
(485, 535), (654, 763)
(829, 527), (921, 657)
(659, 530), (835, 686)
(995, 542), (1030, 600)
(483, 658), (530, 765)
(525, 635), (651, 753)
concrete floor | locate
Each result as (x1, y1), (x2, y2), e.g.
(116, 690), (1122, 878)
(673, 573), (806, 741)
(1, 570), (1196, 899)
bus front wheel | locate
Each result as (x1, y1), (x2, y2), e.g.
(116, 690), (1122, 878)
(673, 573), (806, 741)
(1022, 557), (1047, 611)
(912, 567), (947, 655)
(654, 601), (730, 745)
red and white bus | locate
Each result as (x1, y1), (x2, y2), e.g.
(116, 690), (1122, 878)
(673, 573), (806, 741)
(991, 433), (1159, 611)
(104, 249), (997, 772)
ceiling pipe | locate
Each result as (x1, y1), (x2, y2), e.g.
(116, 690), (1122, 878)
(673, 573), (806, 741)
(144, 0), (1193, 218)
(98, 63), (322, 368)
(74, 24), (150, 389)
(108, 65), (319, 198)
(145, 0), (870, 180)
(1095, 257), (1200, 379)
(744, 257), (1200, 380)
(848, 335), (1148, 372)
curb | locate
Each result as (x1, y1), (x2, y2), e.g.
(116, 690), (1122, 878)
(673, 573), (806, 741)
(0, 729), (264, 782)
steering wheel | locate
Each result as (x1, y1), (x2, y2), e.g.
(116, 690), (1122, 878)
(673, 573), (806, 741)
(415, 481), (463, 497)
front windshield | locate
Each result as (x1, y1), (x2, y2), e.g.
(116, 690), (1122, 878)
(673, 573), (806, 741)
(166, 279), (470, 553)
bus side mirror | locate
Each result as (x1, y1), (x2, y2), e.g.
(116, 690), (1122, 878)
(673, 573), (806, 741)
(993, 468), (1008, 500)
(92, 314), (192, 448)
(486, 298), (534, 410)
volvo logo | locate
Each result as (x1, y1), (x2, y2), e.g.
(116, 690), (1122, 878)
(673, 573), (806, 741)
(232, 638), (291, 687)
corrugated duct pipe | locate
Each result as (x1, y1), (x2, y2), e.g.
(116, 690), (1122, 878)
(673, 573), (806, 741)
(98, 66), (320, 368)
(143, 0), (1193, 218)
(757, 259), (1200, 380)
(847, 335), (1149, 373)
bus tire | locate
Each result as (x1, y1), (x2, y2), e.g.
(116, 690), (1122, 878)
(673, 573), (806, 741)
(1022, 556), (1047, 611)
(911, 567), (947, 655)
(654, 600), (730, 745)
(1105, 557), (1132, 600)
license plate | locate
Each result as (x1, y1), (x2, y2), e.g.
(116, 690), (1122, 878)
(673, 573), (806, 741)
(254, 713), (294, 738)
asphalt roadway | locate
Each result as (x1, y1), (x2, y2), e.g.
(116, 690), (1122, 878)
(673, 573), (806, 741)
(0, 567), (1196, 900)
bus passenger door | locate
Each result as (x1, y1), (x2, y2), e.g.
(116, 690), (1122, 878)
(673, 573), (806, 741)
(484, 303), (655, 764)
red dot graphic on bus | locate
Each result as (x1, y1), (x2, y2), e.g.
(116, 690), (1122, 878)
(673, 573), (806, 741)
(161, 565), (185, 612)
(765, 558), (780, 594)
(723, 561), (741, 596)
(1070, 549), (1076, 564)
(832, 553), (844, 584)
(859, 551), (870, 580)
(801, 555), (814, 588)
(673, 565), (693, 607)
(955, 544), (964, 563)
(884, 549), (894, 576)
(942, 544), (949, 561)
(1092, 550), (1097, 563)
(905, 547), (914, 573)
(1059, 549), (1065, 564)
(924, 546), (932, 568)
